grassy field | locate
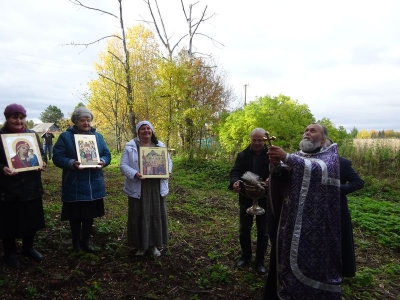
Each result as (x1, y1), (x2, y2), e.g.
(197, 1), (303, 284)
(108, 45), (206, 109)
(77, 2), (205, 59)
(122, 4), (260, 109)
(353, 139), (400, 152)
(0, 155), (399, 299)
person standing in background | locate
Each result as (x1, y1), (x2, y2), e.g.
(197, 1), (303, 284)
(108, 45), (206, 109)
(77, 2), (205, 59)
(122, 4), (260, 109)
(41, 129), (54, 161)
(229, 128), (270, 275)
(325, 138), (364, 277)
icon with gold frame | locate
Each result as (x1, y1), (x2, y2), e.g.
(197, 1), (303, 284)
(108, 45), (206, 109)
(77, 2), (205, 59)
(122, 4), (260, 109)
(1, 133), (44, 172)
(139, 147), (169, 178)
(74, 134), (101, 168)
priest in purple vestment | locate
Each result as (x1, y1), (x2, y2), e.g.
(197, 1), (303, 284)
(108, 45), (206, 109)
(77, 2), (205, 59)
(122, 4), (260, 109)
(264, 123), (342, 300)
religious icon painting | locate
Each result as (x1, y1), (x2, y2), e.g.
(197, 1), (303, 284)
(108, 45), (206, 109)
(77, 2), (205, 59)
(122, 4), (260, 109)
(74, 134), (101, 168)
(1, 133), (44, 172)
(139, 147), (169, 178)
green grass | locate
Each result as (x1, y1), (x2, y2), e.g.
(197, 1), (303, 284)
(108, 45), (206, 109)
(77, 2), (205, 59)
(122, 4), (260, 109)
(171, 156), (400, 299)
(349, 196), (400, 250)
(339, 193), (400, 299)
(1, 155), (399, 299)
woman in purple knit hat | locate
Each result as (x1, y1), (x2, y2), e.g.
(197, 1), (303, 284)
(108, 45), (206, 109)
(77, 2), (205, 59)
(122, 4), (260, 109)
(0, 103), (47, 268)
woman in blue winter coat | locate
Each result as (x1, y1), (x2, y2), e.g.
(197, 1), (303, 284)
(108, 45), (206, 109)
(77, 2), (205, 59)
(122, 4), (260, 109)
(120, 121), (172, 257)
(53, 108), (111, 253)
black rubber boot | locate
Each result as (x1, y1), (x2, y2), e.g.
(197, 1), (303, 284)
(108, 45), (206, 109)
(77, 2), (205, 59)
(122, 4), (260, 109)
(3, 238), (20, 268)
(22, 235), (44, 262)
(70, 219), (82, 253)
(81, 219), (95, 253)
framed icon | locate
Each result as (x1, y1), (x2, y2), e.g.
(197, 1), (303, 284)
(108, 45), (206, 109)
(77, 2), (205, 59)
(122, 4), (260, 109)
(1, 133), (43, 172)
(139, 147), (169, 178)
(74, 134), (101, 168)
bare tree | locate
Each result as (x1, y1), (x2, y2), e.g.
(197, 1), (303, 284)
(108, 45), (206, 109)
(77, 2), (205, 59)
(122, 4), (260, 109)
(67, 0), (136, 136)
(141, 0), (223, 60)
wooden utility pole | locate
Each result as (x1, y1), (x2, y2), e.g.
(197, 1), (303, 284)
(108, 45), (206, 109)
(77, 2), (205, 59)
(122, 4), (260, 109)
(244, 84), (248, 106)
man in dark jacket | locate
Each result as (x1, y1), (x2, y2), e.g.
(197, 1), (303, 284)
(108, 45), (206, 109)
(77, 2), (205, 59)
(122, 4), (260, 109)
(41, 129), (54, 160)
(229, 128), (270, 275)
(326, 138), (364, 277)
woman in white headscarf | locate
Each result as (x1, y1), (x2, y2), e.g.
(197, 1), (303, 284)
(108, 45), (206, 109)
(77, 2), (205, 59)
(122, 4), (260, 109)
(120, 121), (172, 257)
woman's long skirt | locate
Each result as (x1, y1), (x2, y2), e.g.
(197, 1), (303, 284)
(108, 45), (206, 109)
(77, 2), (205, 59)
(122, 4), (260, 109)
(0, 197), (45, 238)
(127, 179), (168, 249)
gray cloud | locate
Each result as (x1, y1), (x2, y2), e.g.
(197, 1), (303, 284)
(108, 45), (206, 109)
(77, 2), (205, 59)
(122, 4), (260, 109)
(1, 0), (400, 133)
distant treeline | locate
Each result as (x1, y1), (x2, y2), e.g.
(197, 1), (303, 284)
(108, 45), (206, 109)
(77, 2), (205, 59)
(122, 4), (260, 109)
(356, 129), (400, 139)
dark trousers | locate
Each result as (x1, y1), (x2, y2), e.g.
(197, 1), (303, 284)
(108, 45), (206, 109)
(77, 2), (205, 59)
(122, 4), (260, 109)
(262, 235), (278, 299)
(69, 219), (93, 247)
(263, 211), (281, 299)
(2, 238), (17, 256)
(43, 144), (53, 160)
(341, 197), (356, 277)
(239, 196), (268, 262)
(2, 235), (36, 256)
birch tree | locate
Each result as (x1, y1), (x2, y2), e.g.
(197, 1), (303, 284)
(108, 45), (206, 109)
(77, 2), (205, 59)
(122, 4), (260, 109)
(87, 24), (160, 150)
(142, 0), (221, 60)
(68, 0), (136, 136)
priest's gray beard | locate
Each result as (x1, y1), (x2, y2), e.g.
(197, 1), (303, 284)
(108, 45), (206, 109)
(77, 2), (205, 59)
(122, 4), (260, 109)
(299, 139), (320, 152)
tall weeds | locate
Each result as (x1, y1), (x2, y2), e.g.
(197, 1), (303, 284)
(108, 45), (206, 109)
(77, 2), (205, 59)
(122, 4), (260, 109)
(340, 140), (400, 182)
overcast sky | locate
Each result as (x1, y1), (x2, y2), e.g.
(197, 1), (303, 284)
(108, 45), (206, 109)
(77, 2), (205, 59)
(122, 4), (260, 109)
(1, 0), (399, 131)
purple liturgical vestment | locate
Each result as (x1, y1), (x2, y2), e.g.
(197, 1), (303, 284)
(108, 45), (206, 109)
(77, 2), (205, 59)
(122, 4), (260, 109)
(276, 144), (341, 299)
